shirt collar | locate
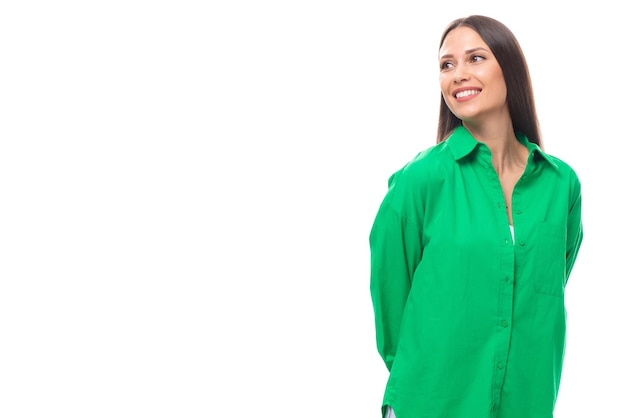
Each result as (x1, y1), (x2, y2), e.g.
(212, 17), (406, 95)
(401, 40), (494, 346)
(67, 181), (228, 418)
(445, 125), (558, 169)
(518, 135), (559, 169)
(445, 126), (480, 160)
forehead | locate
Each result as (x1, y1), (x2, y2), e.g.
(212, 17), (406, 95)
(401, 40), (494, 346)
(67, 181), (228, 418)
(439, 26), (490, 58)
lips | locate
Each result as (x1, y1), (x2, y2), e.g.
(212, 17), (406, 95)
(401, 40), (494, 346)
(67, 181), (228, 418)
(454, 89), (481, 99)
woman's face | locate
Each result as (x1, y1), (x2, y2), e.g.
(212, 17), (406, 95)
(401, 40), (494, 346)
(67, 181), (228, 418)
(439, 26), (509, 124)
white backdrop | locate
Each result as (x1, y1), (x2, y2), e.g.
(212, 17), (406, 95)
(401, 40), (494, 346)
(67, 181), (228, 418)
(1, 1), (622, 417)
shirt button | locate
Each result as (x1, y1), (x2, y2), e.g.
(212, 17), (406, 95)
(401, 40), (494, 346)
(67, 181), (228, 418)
(515, 209), (522, 214)
(501, 320), (509, 327)
(504, 276), (510, 282)
(497, 361), (504, 369)
(519, 241), (526, 246)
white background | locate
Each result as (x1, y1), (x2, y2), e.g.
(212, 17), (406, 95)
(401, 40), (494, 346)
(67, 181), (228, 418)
(1, 1), (622, 417)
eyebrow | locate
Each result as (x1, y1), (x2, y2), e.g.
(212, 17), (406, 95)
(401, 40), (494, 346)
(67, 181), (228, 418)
(439, 47), (490, 60)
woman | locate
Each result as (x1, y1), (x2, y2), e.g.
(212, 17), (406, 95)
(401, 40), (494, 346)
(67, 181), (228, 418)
(370, 15), (583, 418)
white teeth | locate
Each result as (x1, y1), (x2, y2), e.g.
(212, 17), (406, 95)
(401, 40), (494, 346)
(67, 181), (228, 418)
(455, 89), (480, 98)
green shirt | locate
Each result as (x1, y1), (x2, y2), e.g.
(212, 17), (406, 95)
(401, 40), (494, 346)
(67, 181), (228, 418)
(369, 126), (583, 418)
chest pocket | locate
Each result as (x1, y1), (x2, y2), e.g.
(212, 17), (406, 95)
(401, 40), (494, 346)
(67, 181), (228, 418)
(531, 221), (567, 296)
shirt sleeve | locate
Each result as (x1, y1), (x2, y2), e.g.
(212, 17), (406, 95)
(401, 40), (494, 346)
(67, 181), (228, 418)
(369, 174), (424, 371)
(565, 173), (583, 282)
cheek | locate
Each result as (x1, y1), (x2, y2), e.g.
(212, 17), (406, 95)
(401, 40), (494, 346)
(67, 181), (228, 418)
(439, 74), (447, 91)
(439, 75), (453, 99)
(439, 75), (459, 113)
(494, 80), (508, 103)
(484, 68), (507, 93)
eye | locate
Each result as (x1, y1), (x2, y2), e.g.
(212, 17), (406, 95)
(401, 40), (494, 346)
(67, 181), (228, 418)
(470, 54), (485, 63)
(440, 61), (453, 70)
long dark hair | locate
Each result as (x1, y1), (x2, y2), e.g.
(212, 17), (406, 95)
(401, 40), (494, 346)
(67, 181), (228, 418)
(436, 15), (542, 149)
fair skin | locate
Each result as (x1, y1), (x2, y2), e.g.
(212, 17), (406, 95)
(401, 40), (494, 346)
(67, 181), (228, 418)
(439, 26), (529, 224)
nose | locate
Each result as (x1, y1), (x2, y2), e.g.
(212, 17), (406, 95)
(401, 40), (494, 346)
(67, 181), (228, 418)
(453, 64), (469, 83)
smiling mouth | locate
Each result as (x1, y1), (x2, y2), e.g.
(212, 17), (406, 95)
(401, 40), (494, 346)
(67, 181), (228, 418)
(455, 89), (481, 99)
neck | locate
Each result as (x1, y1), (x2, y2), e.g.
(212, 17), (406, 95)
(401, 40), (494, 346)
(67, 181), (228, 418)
(463, 121), (527, 175)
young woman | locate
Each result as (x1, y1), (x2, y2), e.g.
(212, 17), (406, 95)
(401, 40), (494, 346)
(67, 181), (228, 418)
(370, 15), (583, 418)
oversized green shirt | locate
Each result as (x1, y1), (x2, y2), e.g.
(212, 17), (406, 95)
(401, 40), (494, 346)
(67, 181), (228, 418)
(370, 126), (583, 418)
